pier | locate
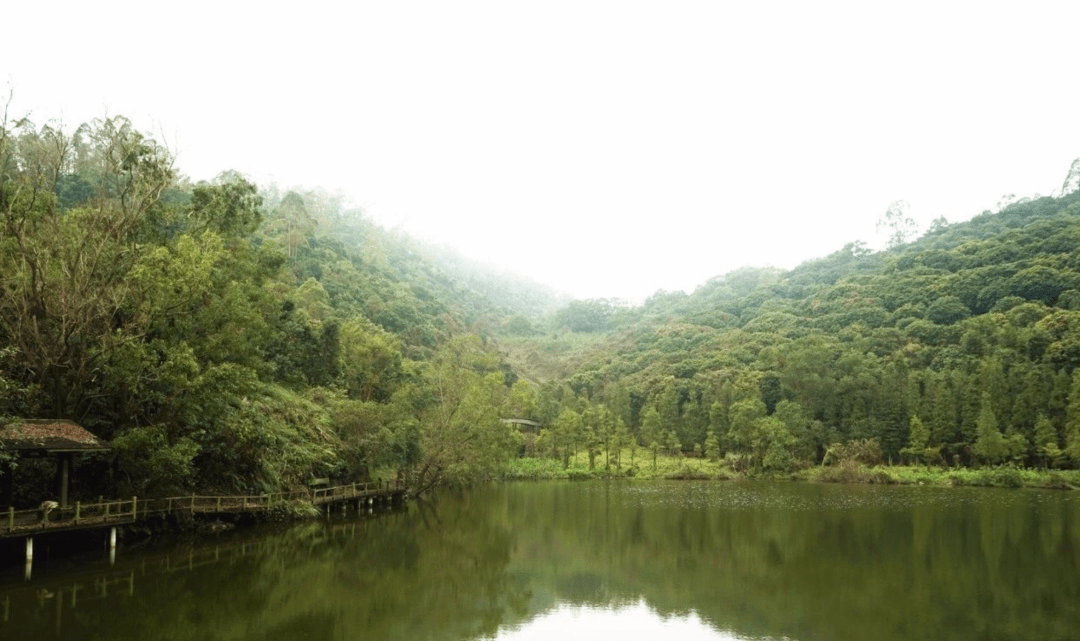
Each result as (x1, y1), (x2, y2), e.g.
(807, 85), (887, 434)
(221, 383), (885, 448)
(4, 481), (407, 538)
(2, 481), (407, 579)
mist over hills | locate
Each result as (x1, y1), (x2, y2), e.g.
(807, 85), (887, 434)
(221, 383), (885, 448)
(4, 111), (1080, 502)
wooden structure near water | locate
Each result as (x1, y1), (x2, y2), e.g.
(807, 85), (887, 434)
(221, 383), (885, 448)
(0, 420), (111, 510)
(2, 480), (407, 539)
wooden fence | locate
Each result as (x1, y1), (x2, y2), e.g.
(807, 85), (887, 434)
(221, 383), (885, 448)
(2, 480), (406, 537)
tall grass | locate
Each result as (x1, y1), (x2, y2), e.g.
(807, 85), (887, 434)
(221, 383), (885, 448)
(803, 463), (1080, 490)
(507, 451), (1080, 491)
(504, 449), (740, 481)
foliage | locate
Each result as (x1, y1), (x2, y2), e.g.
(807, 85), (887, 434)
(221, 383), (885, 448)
(111, 425), (200, 496)
(0, 106), (531, 501)
(523, 180), (1080, 477)
(7, 102), (1080, 502)
(411, 336), (520, 496)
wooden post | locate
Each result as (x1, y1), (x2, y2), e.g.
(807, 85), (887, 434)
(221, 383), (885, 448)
(104, 502), (110, 520)
(58, 454), (71, 508)
(2, 461), (13, 514)
(216, 497), (221, 512)
(131, 497), (137, 521)
(6, 506), (12, 533)
(74, 501), (81, 525)
(25, 536), (33, 582)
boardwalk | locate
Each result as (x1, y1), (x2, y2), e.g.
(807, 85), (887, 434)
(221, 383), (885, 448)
(2, 480), (407, 539)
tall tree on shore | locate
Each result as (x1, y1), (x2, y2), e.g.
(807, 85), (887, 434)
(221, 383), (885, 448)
(412, 336), (518, 497)
(1064, 370), (1080, 463)
(0, 116), (175, 418)
(974, 392), (1007, 465)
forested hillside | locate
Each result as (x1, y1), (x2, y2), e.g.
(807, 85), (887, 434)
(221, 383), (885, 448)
(0, 114), (533, 502)
(3, 109), (1079, 505)
(527, 184), (1080, 472)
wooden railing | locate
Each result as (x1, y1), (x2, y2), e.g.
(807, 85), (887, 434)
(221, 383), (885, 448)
(2, 480), (408, 536)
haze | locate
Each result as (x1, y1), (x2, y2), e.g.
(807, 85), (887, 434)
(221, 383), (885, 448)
(3, 0), (1078, 301)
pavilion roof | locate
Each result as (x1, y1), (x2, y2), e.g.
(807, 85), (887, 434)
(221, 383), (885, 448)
(0, 420), (110, 454)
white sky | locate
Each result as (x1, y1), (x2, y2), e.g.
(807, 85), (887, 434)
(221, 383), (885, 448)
(3, 1), (1079, 302)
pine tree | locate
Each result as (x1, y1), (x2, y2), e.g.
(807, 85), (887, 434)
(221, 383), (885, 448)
(974, 392), (1007, 465)
(1064, 370), (1080, 463)
(704, 427), (720, 462)
(1034, 413), (1064, 468)
(901, 415), (932, 466)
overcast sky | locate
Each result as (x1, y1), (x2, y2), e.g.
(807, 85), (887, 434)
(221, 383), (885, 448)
(4, 1), (1079, 302)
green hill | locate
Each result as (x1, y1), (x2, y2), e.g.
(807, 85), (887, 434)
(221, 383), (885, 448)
(535, 187), (1080, 470)
(4, 109), (1079, 504)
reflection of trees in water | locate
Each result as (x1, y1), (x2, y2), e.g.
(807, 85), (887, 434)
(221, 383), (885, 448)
(0, 504), (530, 641)
(2, 484), (1078, 641)
(494, 482), (1080, 641)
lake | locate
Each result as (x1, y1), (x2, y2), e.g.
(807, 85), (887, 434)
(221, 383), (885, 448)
(1, 480), (1078, 640)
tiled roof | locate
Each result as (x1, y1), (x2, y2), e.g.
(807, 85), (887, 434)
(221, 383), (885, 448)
(0, 420), (110, 452)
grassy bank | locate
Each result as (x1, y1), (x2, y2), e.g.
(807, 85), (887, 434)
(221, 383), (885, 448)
(505, 450), (739, 482)
(800, 461), (1080, 489)
(504, 451), (1080, 489)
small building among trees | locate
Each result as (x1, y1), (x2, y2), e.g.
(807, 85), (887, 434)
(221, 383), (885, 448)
(0, 420), (111, 509)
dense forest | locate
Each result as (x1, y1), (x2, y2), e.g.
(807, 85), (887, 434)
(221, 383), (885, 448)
(512, 172), (1080, 475)
(0, 114), (531, 501)
(2, 109), (1080, 504)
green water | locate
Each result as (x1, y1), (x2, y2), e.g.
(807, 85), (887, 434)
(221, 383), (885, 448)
(1, 481), (1078, 640)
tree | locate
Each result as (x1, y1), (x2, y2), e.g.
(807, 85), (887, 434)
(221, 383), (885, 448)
(708, 400), (728, 453)
(925, 216), (950, 235)
(926, 296), (971, 325)
(412, 337), (518, 497)
(973, 392), (1007, 465)
(901, 415), (936, 465)
(506, 381), (540, 421)
(268, 191), (316, 259)
(553, 299), (621, 332)
(552, 407), (583, 469)
(1065, 370), (1080, 463)
(338, 319), (403, 402)
(612, 418), (630, 470)
(728, 398), (767, 459)
(704, 427), (720, 462)
(757, 416), (796, 472)
(774, 399), (814, 461)
(1059, 156), (1080, 197)
(1034, 413), (1064, 468)
(649, 440), (661, 472)
(640, 405), (663, 448)
(877, 200), (918, 249)
(0, 116), (176, 418)
(664, 429), (681, 456)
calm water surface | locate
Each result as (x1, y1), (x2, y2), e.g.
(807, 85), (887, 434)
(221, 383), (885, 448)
(1, 481), (1078, 640)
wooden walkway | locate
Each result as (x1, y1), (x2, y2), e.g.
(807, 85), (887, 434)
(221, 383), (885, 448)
(1, 481), (407, 539)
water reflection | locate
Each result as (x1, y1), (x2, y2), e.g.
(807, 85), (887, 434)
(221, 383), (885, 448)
(0, 481), (1077, 641)
(495, 600), (743, 641)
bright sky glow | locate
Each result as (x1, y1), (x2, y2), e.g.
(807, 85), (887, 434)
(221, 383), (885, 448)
(4, 1), (1079, 301)
(494, 600), (740, 641)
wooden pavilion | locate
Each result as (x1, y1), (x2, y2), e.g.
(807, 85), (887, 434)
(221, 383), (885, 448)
(0, 419), (110, 509)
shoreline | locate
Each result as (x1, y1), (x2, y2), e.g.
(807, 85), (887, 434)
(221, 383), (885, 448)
(503, 456), (1080, 490)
